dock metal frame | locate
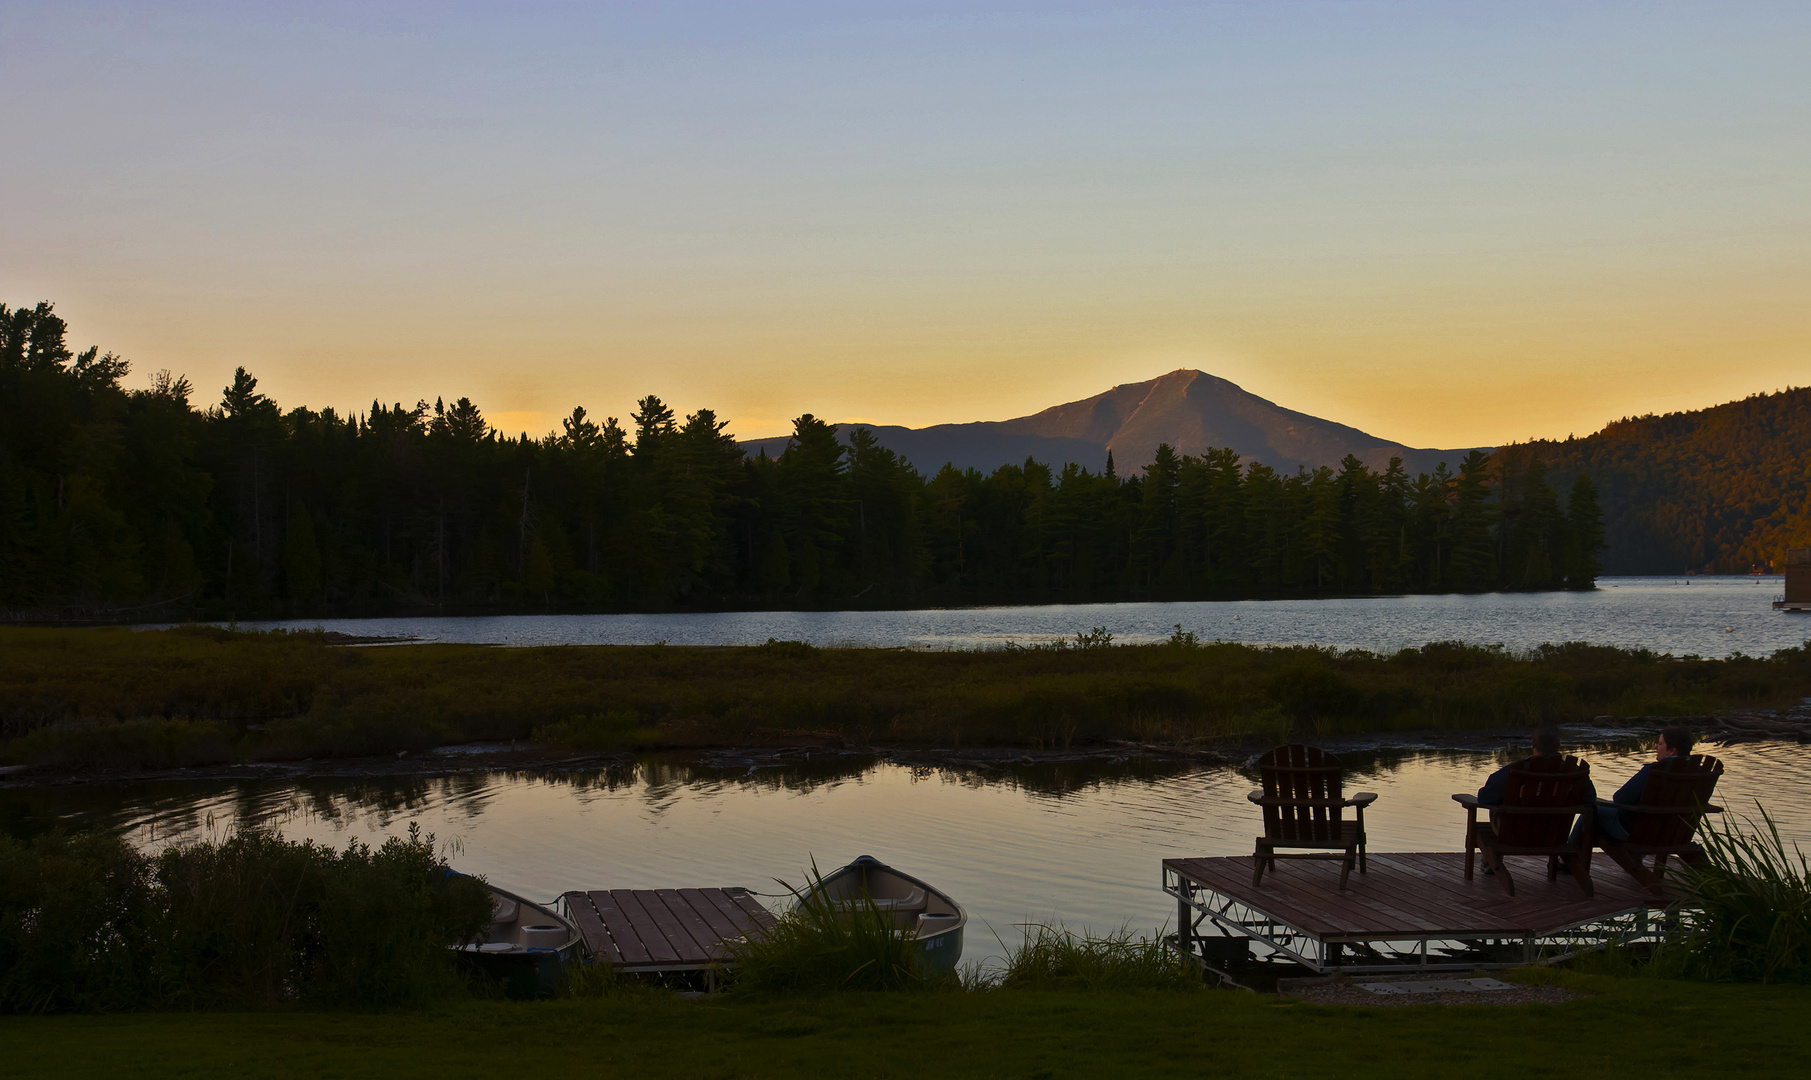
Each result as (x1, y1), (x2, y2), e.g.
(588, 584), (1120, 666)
(1163, 861), (1680, 977)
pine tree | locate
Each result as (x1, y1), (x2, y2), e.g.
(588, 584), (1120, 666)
(1564, 474), (1605, 588)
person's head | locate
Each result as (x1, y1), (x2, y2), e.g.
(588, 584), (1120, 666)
(1657, 725), (1695, 760)
(1531, 725), (1562, 757)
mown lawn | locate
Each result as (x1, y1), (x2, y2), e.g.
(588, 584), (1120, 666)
(8, 972), (1807, 1080)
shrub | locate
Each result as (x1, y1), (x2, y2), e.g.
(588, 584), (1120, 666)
(0, 825), (490, 1012)
(0, 830), (152, 1013)
(151, 825), (491, 1008)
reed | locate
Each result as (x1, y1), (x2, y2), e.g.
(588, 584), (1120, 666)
(726, 862), (936, 995)
(1669, 803), (1811, 984)
(995, 923), (1201, 992)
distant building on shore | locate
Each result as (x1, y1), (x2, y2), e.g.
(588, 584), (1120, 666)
(1775, 548), (1811, 611)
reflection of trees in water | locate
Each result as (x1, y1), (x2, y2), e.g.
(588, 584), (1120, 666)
(3, 730), (1694, 844)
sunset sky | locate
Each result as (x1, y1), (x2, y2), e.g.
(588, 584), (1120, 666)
(3, 1), (1807, 448)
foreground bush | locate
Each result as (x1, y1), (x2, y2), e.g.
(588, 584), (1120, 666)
(0, 826), (491, 1012)
(0, 831), (152, 1013)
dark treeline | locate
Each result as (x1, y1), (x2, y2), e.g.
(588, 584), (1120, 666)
(1, 302), (1602, 617)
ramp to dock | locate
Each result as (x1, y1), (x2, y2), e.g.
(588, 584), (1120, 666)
(1165, 852), (1680, 975)
(561, 888), (777, 973)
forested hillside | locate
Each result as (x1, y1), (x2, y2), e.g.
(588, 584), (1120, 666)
(1, 302), (1601, 618)
(1507, 389), (1811, 574)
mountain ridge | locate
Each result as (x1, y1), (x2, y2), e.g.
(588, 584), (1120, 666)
(741, 369), (1490, 477)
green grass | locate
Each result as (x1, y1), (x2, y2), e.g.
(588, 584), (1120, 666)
(3, 972), (1808, 1079)
(996, 924), (1200, 992)
(6, 626), (1811, 773)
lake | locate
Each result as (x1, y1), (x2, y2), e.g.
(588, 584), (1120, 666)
(201, 575), (1800, 659)
(14, 733), (1807, 970)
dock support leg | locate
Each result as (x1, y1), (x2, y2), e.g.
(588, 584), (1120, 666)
(1177, 895), (1193, 960)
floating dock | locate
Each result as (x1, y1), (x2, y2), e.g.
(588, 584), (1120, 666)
(560, 887), (777, 976)
(1165, 852), (1680, 978)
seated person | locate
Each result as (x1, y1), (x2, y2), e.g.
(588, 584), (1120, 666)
(1476, 725), (1594, 870)
(1477, 724), (1589, 806)
(1591, 724), (1707, 865)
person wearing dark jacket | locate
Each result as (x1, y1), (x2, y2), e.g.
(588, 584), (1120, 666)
(1591, 725), (1700, 846)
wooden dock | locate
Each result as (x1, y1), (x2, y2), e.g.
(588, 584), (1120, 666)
(561, 888), (777, 973)
(1165, 852), (1681, 975)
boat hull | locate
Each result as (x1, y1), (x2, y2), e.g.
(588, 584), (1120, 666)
(452, 880), (586, 999)
(802, 856), (967, 975)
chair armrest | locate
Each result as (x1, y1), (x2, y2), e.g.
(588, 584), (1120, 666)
(1348, 792), (1377, 807)
(1608, 801), (1723, 815)
(1247, 789), (1266, 805)
(1452, 794), (1481, 808)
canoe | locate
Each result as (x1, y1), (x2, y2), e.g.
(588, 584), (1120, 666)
(452, 880), (586, 999)
(798, 855), (966, 974)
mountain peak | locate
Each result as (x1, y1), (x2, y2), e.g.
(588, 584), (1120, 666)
(741, 371), (1489, 477)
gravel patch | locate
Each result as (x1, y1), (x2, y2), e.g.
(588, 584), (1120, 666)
(1280, 974), (1582, 1008)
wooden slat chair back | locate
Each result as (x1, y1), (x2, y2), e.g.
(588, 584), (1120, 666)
(1599, 754), (1724, 893)
(1248, 745), (1377, 891)
(1453, 754), (1595, 898)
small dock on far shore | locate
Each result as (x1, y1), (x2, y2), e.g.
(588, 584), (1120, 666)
(560, 887), (777, 977)
(1165, 852), (1680, 981)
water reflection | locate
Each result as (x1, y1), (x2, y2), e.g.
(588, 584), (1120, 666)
(7, 737), (1806, 967)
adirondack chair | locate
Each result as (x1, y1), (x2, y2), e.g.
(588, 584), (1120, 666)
(1248, 745), (1376, 890)
(1595, 754), (1724, 894)
(1452, 754), (1595, 897)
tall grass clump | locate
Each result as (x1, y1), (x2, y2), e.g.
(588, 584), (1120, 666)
(1667, 804), (1811, 984)
(727, 864), (933, 995)
(0, 825), (491, 1012)
(997, 924), (1201, 992)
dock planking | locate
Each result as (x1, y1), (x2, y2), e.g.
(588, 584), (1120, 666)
(562, 887), (777, 972)
(1165, 851), (1678, 944)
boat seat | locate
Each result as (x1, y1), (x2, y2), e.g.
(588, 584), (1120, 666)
(833, 887), (926, 913)
(490, 897), (520, 924)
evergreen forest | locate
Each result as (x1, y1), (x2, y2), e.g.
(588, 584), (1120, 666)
(1509, 387), (1811, 574)
(2, 302), (1604, 618)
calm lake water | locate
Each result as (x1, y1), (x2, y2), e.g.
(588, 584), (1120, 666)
(207, 576), (1800, 659)
(15, 736), (1809, 970)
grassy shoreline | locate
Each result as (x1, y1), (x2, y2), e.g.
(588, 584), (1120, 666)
(4, 626), (1809, 776)
(5, 971), (1808, 1079)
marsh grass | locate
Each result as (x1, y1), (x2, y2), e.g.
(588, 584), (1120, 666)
(995, 923), (1200, 992)
(726, 863), (937, 995)
(532, 709), (663, 751)
(1668, 803), (1811, 984)
(6, 627), (1811, 773)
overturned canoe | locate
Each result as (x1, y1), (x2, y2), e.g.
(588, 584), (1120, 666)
(799, 855), (966, 975)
